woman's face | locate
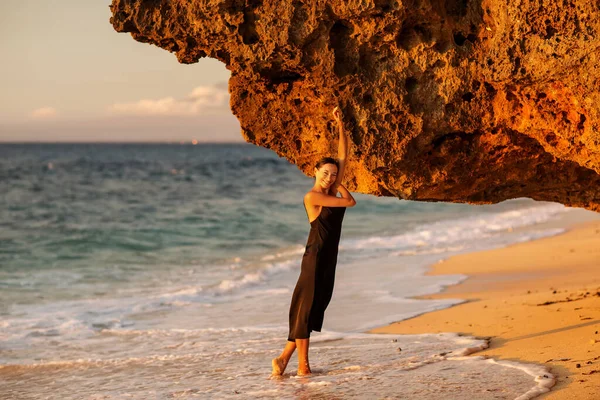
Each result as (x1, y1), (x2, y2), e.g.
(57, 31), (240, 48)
(314, 163), (338, 190)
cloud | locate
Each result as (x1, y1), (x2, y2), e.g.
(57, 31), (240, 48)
(31, 106), (58, 119)
(108, 83), (230, 117)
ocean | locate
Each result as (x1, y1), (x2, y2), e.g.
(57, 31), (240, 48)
(0, 143), (592, 399)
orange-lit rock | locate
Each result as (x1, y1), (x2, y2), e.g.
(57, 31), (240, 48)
(110, 0), (600, 211)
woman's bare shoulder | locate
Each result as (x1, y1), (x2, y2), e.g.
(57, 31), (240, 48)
(304, 189), (337, 205)
(304, 190), (317, 205)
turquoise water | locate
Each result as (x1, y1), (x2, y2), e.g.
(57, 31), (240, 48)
(0, 143), (560, 306)
(0, 143), (583, 398)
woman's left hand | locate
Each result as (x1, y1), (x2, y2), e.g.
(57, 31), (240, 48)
(332, 107), (343, 124)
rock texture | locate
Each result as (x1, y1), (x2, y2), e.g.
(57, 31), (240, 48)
(110, 0), (600, 211)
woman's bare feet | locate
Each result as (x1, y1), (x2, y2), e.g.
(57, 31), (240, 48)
(297, 360), (312, 376)
(272, 341), (296, 376)
(271, 357), (286, 376)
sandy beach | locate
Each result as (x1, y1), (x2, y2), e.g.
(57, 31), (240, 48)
(370, 213), (600, 399)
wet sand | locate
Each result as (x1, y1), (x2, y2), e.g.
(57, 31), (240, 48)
(370, 217), (600, 399)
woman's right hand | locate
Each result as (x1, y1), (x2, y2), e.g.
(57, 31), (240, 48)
(331, 184), (356, 207)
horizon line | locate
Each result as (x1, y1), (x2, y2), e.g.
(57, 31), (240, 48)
(0, 140), (250, 145)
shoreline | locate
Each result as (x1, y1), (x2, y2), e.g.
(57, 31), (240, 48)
(369, 211), (600, 399)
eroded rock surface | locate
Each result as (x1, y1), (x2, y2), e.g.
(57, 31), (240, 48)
(110, 0), (600, 211)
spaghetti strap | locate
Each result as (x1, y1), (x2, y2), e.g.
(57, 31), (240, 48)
(302, 201), (310, 222)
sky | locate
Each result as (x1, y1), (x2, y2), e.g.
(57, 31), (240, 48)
(0, 0), (242, 142)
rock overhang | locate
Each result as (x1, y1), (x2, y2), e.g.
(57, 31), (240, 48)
(110, 0), (600, 211)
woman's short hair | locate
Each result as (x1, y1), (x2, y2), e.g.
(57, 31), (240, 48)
(315, 157), (339, 170)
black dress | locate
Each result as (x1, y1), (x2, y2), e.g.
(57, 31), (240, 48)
(287, 204), (346, 342)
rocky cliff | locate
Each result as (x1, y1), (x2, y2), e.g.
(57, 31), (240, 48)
(110, 0), (600, 211)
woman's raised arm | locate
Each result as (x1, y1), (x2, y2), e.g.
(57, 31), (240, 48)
(330, 107), (347, 195)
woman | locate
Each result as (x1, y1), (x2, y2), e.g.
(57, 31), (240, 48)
(272, 106), (357, 376)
